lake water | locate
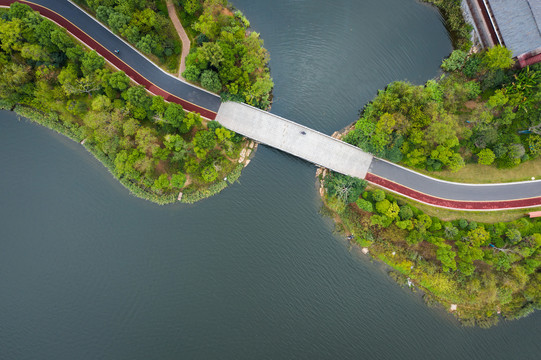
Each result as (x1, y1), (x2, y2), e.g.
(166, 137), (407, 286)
(0, 0), (539, 359)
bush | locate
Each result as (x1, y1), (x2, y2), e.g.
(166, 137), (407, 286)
(356, 198), (374, 212)
(464, 81), (481, 99)
(324, 172), (367, 204)
(477, 148), (495, 165)
(200, 70), (222, 93)
(399, 205), (413, 220)
(375, 199), (391, 214)
(372, 189), (386, 202)
(463, 55), (482, 78)
(441, 50), (467, 72)
(182, 65), (201, 82)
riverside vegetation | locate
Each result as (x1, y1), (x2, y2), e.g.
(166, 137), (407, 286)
(343, 46), (541, 173)
(177, 0), (274, 109)
(323, 171), (540, 327)
(0, 3), (250, 204)
(323, 7), (541, 325)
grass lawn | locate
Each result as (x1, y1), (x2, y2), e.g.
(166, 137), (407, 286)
(415, 156), (541, 184)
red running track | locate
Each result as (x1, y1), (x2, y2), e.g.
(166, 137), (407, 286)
(0, 0), (218, 120)
(365, 173), (541, 211)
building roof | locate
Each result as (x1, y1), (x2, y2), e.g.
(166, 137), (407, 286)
(488, 0), (541, 56)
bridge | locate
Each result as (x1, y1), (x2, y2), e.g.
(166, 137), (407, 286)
(216, 102), (373, 179)
(3, 0), (541, 211)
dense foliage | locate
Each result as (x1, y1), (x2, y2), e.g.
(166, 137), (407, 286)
(74, 0), (182, 71)
(323, 171), (368, 214)
(0, 3), (246, 203)
(178, 0), (273, 109)
(322, 174), (541, 327)
(344, 46), (541, 172)
(422, 0), (472, 51)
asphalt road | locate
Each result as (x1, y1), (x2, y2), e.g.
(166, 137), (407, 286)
(369, 158), (541, 201)
(30, 0), (221, 113)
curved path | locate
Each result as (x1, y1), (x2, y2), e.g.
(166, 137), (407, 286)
(166, 0), (191, 77)
(367, 159), (541, 210)
(2, 0), (541, 211)
(0, 0), (221, 119)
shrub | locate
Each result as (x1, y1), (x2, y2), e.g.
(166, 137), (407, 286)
(441, 50), (467, 72)
(200, 70), (222, 93)
(376, 199), (391, 214)
(372, 189), (386, 202)
(464, 81), (481, 99)
(483, 45), (514, 70)
(182, 65), (201, 82)
(356, 198), (374, 212)
(463, 55), (482, 78)
(399, 205), (413, 220)
(477, 148), (495, 165)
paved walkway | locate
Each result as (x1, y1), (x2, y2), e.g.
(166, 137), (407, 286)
(166, 0), (191, 77)
(216, 102), (374, 179)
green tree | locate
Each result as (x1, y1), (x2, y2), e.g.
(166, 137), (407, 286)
(0, 18), (23, 53)
(171, 172), (187, 188)
(399, 205), (413, 220)
(441, 49), (467, 72)
(375, 199), (391, 214)
(182, 65), (201, 82)
(371, 189), (385, 202)
(81, 50), (105, 76)
(444, 225), (459, 240)
(483, 45), (514, 70)
(467, 227), (490, 247)
(477, 148), (495, 165)
(201, 164), (218, 183)
(193, 130), (216, 150)
(108, 71), (130, 91)
(215, 127), (232, 142)
(152, 173), (170, 192)
(324, 172), (367, 204)
(136, 34), (156, 54)
(200, 69), (222, 93)
(163, 103), (185, 130)
(181, 112), (201, 133)
(198, 41), (224, 68)
(487, 89), (508, 109)
(20, 43), (49, 62)
(436, 243), (457, 272)
(183, 0), (202, 15)
(356, 198), (373, 212)
(505, 229), (522, 245)
(415, 214), (432, 232)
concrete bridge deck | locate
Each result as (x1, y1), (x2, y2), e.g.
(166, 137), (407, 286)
(216, 102), (373, 179)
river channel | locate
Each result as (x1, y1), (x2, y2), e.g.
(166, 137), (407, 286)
(0, 0), (539, 359)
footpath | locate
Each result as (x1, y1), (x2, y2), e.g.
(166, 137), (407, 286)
(166, 0), (191, 78)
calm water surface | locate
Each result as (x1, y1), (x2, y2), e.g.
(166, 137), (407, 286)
(1, 0), (539, 359)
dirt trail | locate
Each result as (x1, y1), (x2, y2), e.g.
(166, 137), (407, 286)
(166, 0), (191, 78)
